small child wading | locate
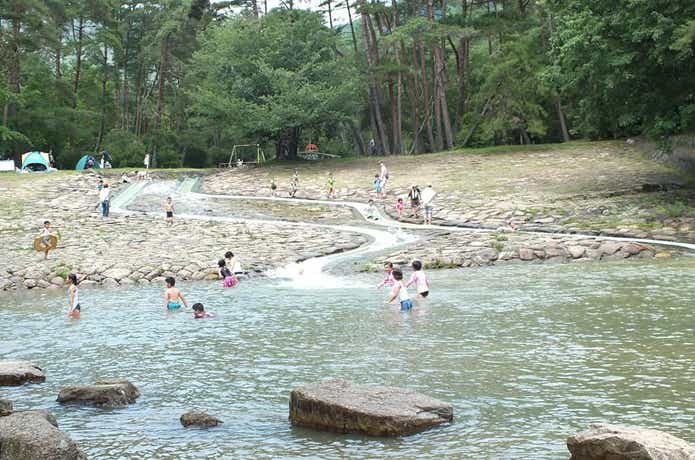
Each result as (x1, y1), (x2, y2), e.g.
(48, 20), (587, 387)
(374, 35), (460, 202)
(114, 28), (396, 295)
(67, 273), (81, 319)
(388, 269), (413, 311)
(406, 260), (430, 298)
(164, 277), (189, 311)
(164, 197), (175, 226)
(218, 259), (238, 288)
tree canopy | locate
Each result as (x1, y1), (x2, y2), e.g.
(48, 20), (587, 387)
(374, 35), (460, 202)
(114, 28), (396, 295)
(1, 0), (693, 168)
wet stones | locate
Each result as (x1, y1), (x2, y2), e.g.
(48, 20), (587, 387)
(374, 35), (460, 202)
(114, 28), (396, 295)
(289, 379), (453, 437)
(567, 424), (695, 460)
(0, 361), (46, 386)
(180, 410), (223, 428)
(0, 410), (86, 460)
(57, 379), (140, 408)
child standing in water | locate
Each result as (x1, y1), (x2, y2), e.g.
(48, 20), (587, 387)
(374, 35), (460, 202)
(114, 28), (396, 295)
(388, 269), (413, 311)
(225, 251), (243, 276)
(164, 197), (175, 226)
(406, 260), (430, 298)
(193, 303), (214, 319)
(164, 277), (189, 311)
(395, 198), (405, 219)
(218, 259), (238, 288)
(67, 273), (81, 319)
(376, 262), (395, 289)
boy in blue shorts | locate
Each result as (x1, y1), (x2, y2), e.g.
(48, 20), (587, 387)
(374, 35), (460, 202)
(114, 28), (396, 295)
(164, 277), (189, 311)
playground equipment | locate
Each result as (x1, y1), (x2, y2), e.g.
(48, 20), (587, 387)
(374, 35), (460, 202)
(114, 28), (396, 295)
(222, 144), (266, 168)
(298, 143), (339, 161)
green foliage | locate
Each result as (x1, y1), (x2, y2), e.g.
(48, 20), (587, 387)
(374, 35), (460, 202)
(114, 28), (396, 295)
(102, 129), (146, 167)
(664, 200), (686, 218)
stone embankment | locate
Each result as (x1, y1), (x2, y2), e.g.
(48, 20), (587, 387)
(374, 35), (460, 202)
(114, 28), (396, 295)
(370, 230), (672, 271)
(0, 172), (369, 292)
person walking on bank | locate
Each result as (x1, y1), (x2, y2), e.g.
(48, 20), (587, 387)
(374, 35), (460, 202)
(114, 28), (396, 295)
(379, 161), (389, 198)
(407, 184), (421, 218)
(99, 183), (111, 218)
(421, 184), (436, 225)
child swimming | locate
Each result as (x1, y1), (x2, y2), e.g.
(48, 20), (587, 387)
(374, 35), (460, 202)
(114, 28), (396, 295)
(218, 259), (238, 288)
(406, 260), (430, 298)
(388, 268), (413, 311)
(192, 303), (214, 319)
(376, 262), (395, 289)
(164, 277), (189, 311)
(67, 273), (81, 319)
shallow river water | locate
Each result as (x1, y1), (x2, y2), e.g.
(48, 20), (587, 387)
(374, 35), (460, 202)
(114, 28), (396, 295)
(2, 257), (694, 459)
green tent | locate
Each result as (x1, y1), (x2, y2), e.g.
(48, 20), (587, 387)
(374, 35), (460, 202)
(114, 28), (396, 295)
(75, 155), (100, 170)
(21, 151), (50, 172)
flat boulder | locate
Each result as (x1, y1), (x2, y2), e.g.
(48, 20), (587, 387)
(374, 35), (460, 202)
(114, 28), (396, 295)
(567, 423), (695, 460)
(57, 379), (140, 408)
(289, 379), (453, 437)
(0, 410), (86, 460)
(0, 361), (45, 386)
(180, 410), (223, 428)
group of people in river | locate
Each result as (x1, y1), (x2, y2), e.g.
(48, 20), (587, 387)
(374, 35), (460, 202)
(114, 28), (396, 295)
(378, 260), (431, 311)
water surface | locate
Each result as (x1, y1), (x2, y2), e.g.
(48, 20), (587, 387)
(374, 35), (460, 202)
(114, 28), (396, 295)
(2, 258), (694, 459)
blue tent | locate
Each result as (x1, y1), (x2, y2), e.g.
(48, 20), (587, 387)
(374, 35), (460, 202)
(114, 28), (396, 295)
(21, 152), (50, 172)
(75, 155), (100, 170)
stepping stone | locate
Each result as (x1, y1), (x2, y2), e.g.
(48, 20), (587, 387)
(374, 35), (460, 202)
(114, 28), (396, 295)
(289, 379), (453, 437)
(0, 410), (85, 459)
(567, 423), (695, 460)
(0, 361), (46, 386)
(180, 410), (223, 428)
(57, 379), (140, 408)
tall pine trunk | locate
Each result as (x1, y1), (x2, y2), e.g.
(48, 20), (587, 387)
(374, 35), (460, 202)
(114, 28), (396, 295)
(418, 41), (435, 151)
(73, 16), (84, 106)
(358, 0), (390, 155)
(556, 99), (570, 142)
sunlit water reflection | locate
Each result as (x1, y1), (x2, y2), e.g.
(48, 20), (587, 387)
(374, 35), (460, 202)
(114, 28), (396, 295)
(2, 258), (694, 459)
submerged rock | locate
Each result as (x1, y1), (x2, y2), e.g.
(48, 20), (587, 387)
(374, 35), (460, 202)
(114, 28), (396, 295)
(57, 379), (140, 408)
(0, 361), (46, 386)
(289, 379), (453, 437)
(567, 423), (695, 460)
(180, 410), (223, 428)
(0, 410), (86, 460)
(0, 399), (11, 416)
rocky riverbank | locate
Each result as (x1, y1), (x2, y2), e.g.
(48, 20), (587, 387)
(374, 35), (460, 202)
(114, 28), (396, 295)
(0, 172), (368, 292)
(364, 229), (675, 272)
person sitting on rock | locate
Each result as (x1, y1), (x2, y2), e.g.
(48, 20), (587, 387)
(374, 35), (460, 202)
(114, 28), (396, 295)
(366, 199), (379, 220)
(164, 277), (189, 312)
(193, 303), (214, 319)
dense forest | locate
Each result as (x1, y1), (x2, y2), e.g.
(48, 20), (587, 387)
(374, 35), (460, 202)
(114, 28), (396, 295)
(1, 0), (694, 168)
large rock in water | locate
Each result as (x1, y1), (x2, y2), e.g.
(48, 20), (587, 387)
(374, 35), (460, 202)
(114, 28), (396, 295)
(57, 379), (140, 408)
(567, 423), (695, 460)
(0, 410), (86, 460)
(289, 379), (453, 436)
(0, 361), (45, 386)
(180, 410), (223, 428)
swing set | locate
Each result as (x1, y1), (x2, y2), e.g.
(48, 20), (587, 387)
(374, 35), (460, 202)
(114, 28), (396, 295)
(219, 144), (267, 168)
